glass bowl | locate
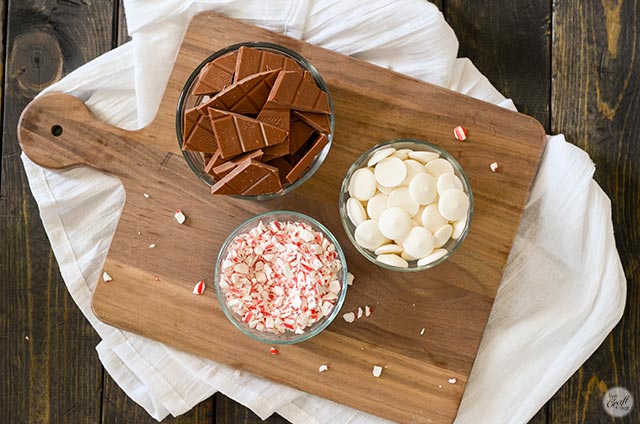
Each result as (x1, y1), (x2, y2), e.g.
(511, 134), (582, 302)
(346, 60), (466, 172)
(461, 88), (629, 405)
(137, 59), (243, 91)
(214, 211), (348, 344)
(339, 139), (473, 272)
(176, 42), (335, 200)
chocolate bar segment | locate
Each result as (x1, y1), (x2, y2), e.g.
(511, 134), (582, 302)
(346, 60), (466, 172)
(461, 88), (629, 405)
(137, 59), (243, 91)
(293, 111), (331, 134)
(267, 71), (331, 114)
(234, 46), (302, 82)
(209, 108), (288, 159)
(204, 150), (225, 176)
(266, 157), (293, 184)
(286, 133), (329, 183)
(257, 101), (290, 132)
(198, 69), (281, 115)
(192, 51), (238, 95)
(183, 107), (218, 152)
(289, 118), (316, 155)
(211, 159), (282, 195)
(212, 149), (264, 177)
(261, 139), (291, 162)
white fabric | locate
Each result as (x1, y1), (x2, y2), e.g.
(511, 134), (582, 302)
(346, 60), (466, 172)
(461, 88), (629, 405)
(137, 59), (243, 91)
(21, 0), (626, 422)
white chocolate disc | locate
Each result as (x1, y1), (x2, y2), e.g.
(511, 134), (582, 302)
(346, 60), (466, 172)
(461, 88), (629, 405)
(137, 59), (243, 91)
(401, 250), (418, 261)
(400, 159), (426, 186)
(421, 204), (448, 232)
(346, 198), (367, 226)
(378, 207), (413, 240)
(402, 226), (435, 258)
(436, 173), (463, 196)
(375, 157), (407, 188)
(408, 151), (439, 163)
(425, 158), (454, 177)
(349, 168), (377, 201)
(388, 188), (420, 216)
(366, 193), (389, 220)
(377, 184), (394, 194)
(417, 248), (448, 267)
(391, 148), (412, 160)
(438, 189), (469, 221)
(376, 254), (409, 268)
(374, 244), (403, 255)
(367, 147), (396, 167)
(354, 219), (388, 250)
(408, 173), (437, 205)
(433, 224), (453, 248)
(452, 219), (467, 240)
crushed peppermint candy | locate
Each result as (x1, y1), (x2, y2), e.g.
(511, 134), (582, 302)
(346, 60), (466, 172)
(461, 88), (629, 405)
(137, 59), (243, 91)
(357, 307), (363, 319)
(453, 125), (467, 141)
(153, 275), (160, 281)
(318, 364), (329, 373)
(490, 162), (499, 172)
(347, 272), (355, 286)
(269, 347), (279, 355)
(102, 272), (113, 283)
(174, 209), (186, 224)
(365, 306), (371, 317)
(220, 220), (343, 335)
(143, 193), (150, 198)
(193, 280), (206, 295)
(420, 327), (426, 335)
(372, 365), (383, 378)
(148, 243), (156, 249)
(343, 312), (356, 323)
(448, 377), (457, 384)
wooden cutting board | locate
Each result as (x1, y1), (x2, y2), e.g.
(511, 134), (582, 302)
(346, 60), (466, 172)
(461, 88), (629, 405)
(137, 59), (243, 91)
(18, 12), (546, 424)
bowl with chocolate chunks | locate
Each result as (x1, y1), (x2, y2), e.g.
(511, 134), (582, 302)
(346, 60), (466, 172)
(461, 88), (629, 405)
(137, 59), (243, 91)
(176, 42), (334, 199)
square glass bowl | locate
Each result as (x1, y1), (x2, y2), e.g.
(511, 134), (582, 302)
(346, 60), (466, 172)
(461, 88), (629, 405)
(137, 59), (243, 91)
(339, 139), (473, 272)
(214, 211), (348, 344)
(176, 42), (335, 200)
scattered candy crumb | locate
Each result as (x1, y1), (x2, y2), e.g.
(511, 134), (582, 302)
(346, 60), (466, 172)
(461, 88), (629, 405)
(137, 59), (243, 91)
(153, 275), (160, 281)
(372, 365), (383, 378)
(347, 272), (355, 286)
(343, 312), (356, 323)
(234, 369), (242, 378)
(24, 336), (29, 341)
(490, 162), (499, 173)
(143, 193), (150, 198)
(174, 209), (186, 224)
(102, 272), (113, 283)
(137, 231), (142, 235)
(269, 347), (279, 355)
(453, 125), (467, 141)
(148, 243), (156, 249)
(192, 280), (206, 295)
(438, 384), (442, 389)
(318, 364), (329, 373)
(357, 307), (363, 319)
(365, 305), (371, 317)
(448, 378), (457, 384)
(420, 328), (426, 335)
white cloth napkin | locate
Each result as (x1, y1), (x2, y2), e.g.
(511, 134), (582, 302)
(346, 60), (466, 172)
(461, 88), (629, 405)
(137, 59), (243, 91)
(22, 0), (626, 422)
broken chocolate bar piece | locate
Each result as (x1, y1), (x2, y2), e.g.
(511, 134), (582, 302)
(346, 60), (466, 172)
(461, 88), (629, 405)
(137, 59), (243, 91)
(267, 71), (331, 114)
(261, 139), (291, 162)
(212, 149), (264, 177)
(257, 101), (290, 132)
(209, 108), (288, 159)
(234, 46), (302, 82)
(198, 69), (281, 115)
(183, 107), (218, 152)
(289, 118), (316, 155)
(193, 51), (238, 95)
(204, 150), (225, 176)
(293, 111), (331, 134)
(286, 133), (329, 183)
(211, 159), (282, 195)
(266, 157), (293, 184)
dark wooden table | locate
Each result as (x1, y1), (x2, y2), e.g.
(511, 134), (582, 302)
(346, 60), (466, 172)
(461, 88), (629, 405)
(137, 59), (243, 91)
(1, 1), (638, 423)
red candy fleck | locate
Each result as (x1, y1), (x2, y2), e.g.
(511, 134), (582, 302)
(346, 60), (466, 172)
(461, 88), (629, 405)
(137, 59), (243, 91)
(453, 125), (467, 141)
(270, 347), (279, 355)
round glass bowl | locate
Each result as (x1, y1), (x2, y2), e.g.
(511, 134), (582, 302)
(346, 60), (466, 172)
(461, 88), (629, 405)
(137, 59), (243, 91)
(176, 42), (335, 201)
(214, 211), (348, 344)
(339, 139), (473, 272)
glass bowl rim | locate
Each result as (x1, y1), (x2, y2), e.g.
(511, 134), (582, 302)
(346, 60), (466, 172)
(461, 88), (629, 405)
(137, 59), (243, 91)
(175, 41), (335, 201)
(214, 210), (349, 344)
(339, 138), (474, 272)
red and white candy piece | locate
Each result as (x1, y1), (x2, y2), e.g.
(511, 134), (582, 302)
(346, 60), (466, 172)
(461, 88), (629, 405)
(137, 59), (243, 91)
(192, 280), (206, 295)
(490, 162), (499, 172)
(453, 125), (467, 141)
(270, 347), (279, 355)
(174, 209), (186, 224)
(372, 365), (383, 378)
(318, 364), (329, 373)
(357, 307), (363, 319)
(153, 275), (160, 281)
(365, 305), (372, 317)
(448, 377), (457, 384)
(102, 272), (113, 283)
(343, 312), (356, 323)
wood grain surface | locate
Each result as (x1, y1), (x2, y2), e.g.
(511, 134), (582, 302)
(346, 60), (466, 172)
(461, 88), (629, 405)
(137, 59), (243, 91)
(1, 1), (638, 423)
(17, 11), (546, 424)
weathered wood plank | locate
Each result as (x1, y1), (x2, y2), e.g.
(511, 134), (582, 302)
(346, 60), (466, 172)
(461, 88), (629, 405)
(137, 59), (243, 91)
(445, 0), (552, 131)
(115, 0), (130, 46)
(551, 0), (639, 421)
(0, 0), (114, 423)
(215, 395), (290, 424)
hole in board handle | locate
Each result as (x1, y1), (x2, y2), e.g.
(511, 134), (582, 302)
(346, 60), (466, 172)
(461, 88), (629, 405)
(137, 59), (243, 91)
(51, 125), (63, 137)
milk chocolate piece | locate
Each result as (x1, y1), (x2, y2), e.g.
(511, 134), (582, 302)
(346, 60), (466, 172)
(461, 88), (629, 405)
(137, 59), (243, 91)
(234, 46), (302, 82)
(286, 133), (329, 183)
(257, 101), (290, 132)
(261, 139), (291, 162)
(267, 71), (331, 114)
(183, 107), (217, 152)
(266, 157), (293, 184)
(204, 150), (225, 176)
(293, 111), (331, 134)
(212, 149), (264, 177)
(193, 51), (238, 95)
(209, 108), (288, 159)
(211, 159), (282, 195)
(289, 118), (316, 155)
(198, 69), (281, 115)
